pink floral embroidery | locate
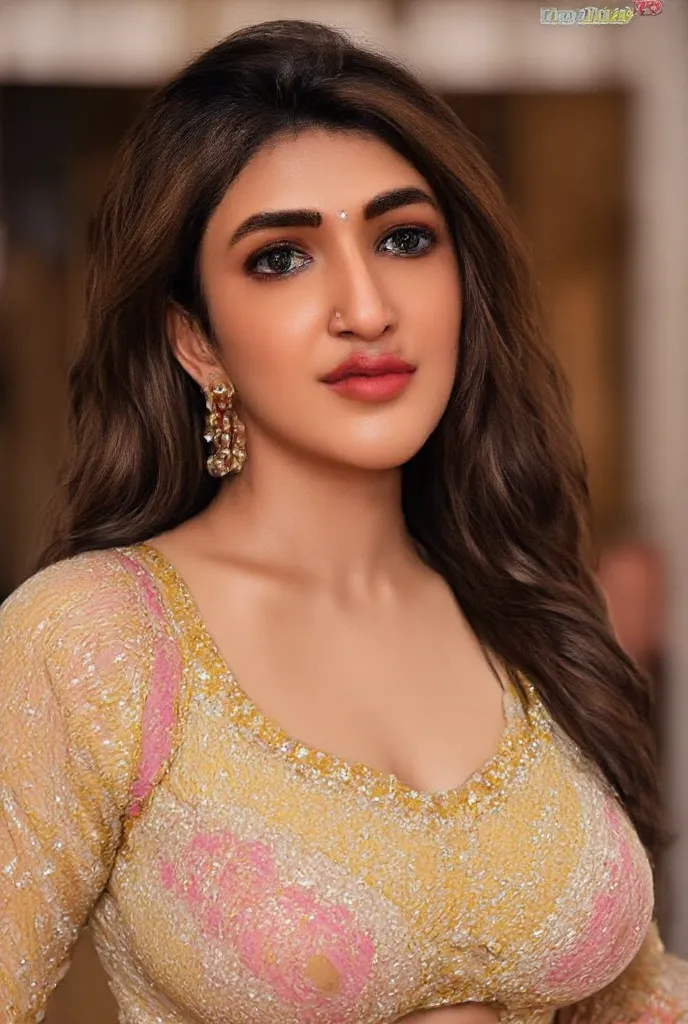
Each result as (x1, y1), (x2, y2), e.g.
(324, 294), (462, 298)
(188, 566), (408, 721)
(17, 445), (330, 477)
(234, 885), (375, 1010)
(162, 830), (277, 938)
(547, 800), (649, 987)
(161, 828), (375, 1015)
(117, 553), (183, 818)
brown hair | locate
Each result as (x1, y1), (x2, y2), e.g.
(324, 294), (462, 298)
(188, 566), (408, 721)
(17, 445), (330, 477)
(35, 20), (667, 862)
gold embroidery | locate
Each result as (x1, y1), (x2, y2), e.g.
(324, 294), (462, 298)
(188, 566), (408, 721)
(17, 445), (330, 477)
(129, 542), (553, 824)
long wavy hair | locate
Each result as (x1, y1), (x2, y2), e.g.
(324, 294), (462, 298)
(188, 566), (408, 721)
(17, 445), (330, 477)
(35, 19), (667, 863)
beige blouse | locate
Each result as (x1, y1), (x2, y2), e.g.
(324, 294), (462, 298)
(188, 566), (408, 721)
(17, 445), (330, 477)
(1, 544), (687, 1023)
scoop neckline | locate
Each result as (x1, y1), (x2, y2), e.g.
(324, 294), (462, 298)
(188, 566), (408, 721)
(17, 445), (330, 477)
(127, 541), (546, 822)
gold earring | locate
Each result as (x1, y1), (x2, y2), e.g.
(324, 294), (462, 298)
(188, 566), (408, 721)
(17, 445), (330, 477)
(202, 380), (247, 477)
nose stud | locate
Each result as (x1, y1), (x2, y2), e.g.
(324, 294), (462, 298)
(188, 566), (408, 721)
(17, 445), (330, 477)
(334, 311), (342, 320)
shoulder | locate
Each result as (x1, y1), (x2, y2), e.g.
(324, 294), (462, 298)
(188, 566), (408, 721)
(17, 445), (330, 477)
(0, 547), (160, 721)
(0, 546), (151, 643)
(0, 547), (180, 800)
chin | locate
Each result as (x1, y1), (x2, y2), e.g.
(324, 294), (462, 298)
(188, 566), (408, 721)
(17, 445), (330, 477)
(324, 438), (430, 471)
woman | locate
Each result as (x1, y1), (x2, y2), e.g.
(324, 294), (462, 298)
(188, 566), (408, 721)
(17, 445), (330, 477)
(0, 19), (686, 1024)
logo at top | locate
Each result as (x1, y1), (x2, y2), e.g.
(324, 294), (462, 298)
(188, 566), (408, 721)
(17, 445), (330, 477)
(540, 1), (662, 23)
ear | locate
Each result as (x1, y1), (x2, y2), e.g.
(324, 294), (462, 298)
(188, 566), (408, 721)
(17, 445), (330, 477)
(166, 302), (222, 388)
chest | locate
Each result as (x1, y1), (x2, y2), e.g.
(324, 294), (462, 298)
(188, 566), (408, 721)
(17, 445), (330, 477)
(190, 576), (508, 794)
(93, 685), (654, 1024)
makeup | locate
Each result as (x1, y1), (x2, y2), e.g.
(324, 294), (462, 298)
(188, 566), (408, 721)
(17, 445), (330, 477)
(323, 371), (415, 402)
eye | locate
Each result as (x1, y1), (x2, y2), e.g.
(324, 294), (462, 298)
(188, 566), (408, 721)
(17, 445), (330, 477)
(377, 225), (437, 257)
(244, 225), (438, 280)
(244, 244), (309, 278)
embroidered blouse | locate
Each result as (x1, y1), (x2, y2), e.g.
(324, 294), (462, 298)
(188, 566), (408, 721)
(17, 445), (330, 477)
(1, 544), (687, 1024)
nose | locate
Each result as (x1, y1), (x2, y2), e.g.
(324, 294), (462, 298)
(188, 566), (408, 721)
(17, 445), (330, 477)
(330, 248), (397, 341)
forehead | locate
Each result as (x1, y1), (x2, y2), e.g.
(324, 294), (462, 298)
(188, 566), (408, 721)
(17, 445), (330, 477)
(213, 128), (432, 219)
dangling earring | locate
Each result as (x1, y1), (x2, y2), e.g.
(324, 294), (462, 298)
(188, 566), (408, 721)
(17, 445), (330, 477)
(202, 380), (247, 477)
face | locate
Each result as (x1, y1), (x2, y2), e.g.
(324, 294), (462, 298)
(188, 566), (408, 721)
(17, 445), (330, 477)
(172, 128), (461, 471)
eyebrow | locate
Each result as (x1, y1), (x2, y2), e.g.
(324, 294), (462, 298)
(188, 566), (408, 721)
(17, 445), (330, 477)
(228, 186), (438, 246)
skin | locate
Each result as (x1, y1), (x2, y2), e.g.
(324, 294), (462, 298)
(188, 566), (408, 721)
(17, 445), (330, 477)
(154, 128), (504, 1023)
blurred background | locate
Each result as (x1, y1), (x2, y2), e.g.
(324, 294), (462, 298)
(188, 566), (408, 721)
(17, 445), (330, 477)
(0, 0), (686, 1019)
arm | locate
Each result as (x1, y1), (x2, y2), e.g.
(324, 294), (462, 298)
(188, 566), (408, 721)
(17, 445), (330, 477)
(0, 551), (154, 1022)
(559, 921), (688, 1024)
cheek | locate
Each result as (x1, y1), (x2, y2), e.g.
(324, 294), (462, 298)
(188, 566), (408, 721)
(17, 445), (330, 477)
(402, 260), (462, 400)
(207, 284), (319, 394)
(390, 243), (461, 336)
(225, 350), (309, 437)
(419, 257), (463, 346)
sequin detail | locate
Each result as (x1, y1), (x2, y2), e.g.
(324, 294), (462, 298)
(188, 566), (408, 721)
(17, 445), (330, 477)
(132, 542), (549, 824)
(160, 827), (375, 1017)
(117, 552), (184, 821)
(547, 800), (645, 988)
(1, 545), (686, 1024)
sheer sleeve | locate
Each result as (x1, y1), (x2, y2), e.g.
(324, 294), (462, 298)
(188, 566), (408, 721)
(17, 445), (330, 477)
(559, 921), (688, 1024)
(0, 550), (155, 1023)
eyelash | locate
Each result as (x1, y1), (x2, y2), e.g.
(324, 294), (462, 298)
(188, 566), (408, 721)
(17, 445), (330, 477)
(244, 224), (439, 279)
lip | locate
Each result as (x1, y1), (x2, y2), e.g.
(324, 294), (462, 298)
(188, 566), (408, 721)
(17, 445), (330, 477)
(319, 353), (417, 384)
(323, 371), (415, 402)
